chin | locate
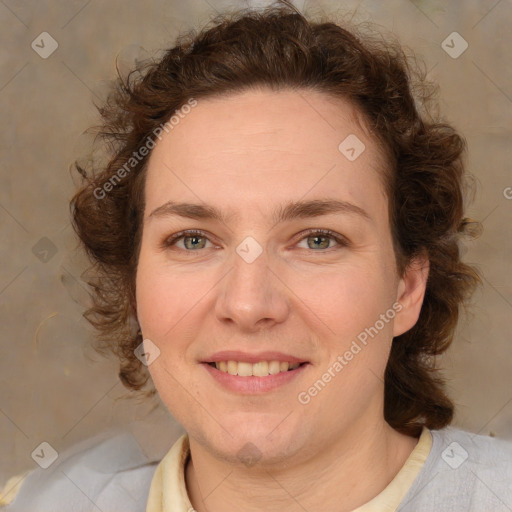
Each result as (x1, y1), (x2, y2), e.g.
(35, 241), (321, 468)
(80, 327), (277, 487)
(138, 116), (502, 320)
(195, 415), (311, 467)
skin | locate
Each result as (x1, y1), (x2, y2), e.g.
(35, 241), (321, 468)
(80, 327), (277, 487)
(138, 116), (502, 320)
(135, 87), (429, 512)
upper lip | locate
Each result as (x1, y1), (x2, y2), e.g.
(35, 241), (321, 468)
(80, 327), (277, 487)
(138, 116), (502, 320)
(202, 351), (308, 364)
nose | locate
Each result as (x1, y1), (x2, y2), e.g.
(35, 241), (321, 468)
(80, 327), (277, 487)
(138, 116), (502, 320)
(214, 245), (290, 332)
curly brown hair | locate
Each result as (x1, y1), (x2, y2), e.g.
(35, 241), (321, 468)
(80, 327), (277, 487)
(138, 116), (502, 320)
(70, 2), (481, 437)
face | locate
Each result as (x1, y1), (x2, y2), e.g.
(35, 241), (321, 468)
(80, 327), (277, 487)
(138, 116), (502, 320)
(135, 88), (424, 467)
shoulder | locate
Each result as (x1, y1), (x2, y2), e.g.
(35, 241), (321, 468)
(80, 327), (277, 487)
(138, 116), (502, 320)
(398, 426), (512, 512)
(1, 428), (162, 512)
(430, 426), (512, 467)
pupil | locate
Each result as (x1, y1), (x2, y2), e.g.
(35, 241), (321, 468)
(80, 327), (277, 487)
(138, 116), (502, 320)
(310, 236), (328, 249)
(186, 236), (203, 249)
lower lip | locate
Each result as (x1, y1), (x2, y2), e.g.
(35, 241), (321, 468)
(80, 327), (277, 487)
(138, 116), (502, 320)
(202, 363), (310, 394)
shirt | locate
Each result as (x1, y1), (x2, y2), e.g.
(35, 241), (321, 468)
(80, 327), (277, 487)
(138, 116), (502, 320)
(2, 426), (512, 511)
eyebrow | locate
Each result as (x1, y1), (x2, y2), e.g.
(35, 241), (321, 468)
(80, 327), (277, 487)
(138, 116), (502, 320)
(147, 199), (370, 225)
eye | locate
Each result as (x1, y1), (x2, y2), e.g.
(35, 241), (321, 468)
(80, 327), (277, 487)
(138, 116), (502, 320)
(296, 229), (348, 251)
(161, 228), (349, 253)
(162, 230), (214, 251)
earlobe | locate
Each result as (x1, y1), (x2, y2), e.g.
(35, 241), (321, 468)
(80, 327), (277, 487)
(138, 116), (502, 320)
(393, 254), (429, 337)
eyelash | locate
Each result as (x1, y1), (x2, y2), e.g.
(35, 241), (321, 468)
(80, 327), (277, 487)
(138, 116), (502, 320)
(161, 228), (349, 253)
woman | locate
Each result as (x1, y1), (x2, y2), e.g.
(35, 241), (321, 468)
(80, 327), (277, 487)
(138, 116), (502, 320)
(4, 1), (512, 511)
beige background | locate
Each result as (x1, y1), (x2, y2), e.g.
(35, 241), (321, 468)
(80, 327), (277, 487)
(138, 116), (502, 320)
(1, 0), (511, 489)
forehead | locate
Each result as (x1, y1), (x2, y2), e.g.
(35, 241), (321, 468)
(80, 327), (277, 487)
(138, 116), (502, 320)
(144, 88), (389, 223)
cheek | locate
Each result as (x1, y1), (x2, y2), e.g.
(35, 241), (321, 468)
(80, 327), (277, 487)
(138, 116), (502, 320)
(135, 249), (196, 342)
(300, 261), (396, 340)
(134, 254), (206, 410)
(136, 254), (396, 344)
(136, 270), (204, 340)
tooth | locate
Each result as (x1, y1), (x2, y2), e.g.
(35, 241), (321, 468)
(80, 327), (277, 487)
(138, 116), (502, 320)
(268, 360), (281, 375)
(216, 360), (301, 376)
(237, 362), (253, 377)
(253, 361), (269, 377)
(227, 361), (238, 375)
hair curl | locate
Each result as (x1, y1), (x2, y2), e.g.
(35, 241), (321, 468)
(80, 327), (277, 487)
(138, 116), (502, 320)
(71, 1), (481, 437)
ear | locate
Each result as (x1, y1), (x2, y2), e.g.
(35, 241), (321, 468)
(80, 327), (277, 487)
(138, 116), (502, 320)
(393, 253), (429, 337)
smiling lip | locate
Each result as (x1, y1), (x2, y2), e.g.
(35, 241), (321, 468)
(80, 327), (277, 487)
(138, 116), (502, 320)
(202, 361), (309, 393)
(203, 350), (307, 364)
(200, 350), (310, 393)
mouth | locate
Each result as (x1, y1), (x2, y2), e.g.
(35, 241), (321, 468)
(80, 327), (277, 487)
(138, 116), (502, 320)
(202, 358), (310, 393)
(205, 360), (308, 377)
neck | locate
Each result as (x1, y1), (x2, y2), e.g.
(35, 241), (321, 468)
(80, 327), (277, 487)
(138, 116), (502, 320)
(185, 419), (419, 512)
